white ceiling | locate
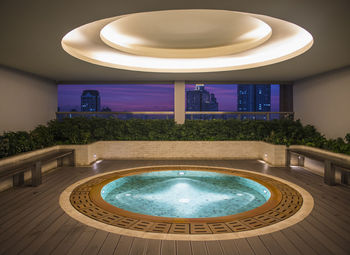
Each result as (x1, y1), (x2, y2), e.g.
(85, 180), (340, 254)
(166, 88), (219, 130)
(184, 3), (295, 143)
(0, 0), (349, 83)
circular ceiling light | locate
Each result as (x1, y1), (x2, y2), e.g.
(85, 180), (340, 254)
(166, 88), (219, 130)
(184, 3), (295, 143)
(62, 9), (313, 73)
(100, 11), (272, 58)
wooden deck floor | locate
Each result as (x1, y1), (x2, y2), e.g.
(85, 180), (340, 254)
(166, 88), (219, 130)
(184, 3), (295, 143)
(0, 160), (349, 255)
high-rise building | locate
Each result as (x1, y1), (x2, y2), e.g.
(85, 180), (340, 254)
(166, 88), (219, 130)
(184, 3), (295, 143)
(237, 85), (255, 111)
(81, 90), (101, 112)
(255, 85), (271, 112)
(237, 85), (271, 120)
(186, 84), (218, 112)
(237, 85), (271, 112)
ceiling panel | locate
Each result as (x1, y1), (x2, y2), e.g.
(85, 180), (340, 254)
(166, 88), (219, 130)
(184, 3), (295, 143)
(0, 0), (349, 82)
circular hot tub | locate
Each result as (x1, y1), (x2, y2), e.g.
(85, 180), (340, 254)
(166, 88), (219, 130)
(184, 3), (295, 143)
(101, 170), (271, 218)
(60, 165), (314, 240)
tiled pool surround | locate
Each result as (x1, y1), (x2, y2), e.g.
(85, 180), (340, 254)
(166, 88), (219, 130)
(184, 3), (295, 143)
(61, 165), (314, 240)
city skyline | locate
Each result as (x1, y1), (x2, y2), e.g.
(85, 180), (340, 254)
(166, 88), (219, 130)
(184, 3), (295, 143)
(58, 84), (279, 112)
(81, 90), (101, 112)
(58, 84), (174, 112)
(186, 84), (219, 112)
(238, 85), (271, 112)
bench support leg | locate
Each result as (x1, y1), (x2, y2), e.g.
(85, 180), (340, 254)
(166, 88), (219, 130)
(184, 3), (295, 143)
(13, 172), (24, 186)
(324, 160), (336, 186)
(298, 155), (305, 167)
(341, 172), (348, 185)
(286, 151), (291, 166)
(31, 162), (42, 187)
(69, 153), (75, 166)
(57, 158), (63, 167)
(60, 153), (75, 167)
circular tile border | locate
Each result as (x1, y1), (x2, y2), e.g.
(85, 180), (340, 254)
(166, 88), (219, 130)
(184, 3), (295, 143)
(89, 168), (283, 224)
(60, 165), (314, 240)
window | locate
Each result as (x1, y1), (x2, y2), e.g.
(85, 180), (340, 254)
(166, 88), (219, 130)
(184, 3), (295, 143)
(57, 83), (289, 121)
(57, 84), (174, 119)
(185, 83), (281, 120)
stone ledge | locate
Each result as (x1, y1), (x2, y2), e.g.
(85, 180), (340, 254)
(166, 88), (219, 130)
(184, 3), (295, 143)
(0, 141), (288, 167)
(68, 141), (287, 167)
(0, 141), (289, 191)
(289, 145), (350, 162)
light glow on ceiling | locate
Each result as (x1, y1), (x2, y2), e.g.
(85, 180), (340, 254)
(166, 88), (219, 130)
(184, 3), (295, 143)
(62, 9), (313, 73)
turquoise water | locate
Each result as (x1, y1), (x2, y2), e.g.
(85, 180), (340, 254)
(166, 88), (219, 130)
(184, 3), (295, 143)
(101, 170), (271, 218)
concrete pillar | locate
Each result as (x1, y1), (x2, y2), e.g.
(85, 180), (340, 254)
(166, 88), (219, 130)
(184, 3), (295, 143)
(174, 81), (185, 124)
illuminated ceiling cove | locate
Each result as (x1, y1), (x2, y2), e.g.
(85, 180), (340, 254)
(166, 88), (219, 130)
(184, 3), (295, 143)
(61, 9), (313, 73)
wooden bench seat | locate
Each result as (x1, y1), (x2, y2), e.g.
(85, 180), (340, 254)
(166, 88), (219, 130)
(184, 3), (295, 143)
(287, 148), (350, 186)
(0, 149), (74, 187)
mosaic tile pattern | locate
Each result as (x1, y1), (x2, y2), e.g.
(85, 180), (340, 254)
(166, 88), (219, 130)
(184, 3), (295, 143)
(70, 166), (303, 234)
(101, 170), (271, 218)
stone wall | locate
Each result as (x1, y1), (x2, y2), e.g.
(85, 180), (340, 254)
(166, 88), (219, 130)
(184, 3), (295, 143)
(0, 141), (287, 191)
(68, 141), (286, 166)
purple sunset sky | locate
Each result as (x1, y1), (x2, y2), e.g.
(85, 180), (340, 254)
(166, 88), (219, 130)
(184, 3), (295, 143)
(58, 84), (279, 112)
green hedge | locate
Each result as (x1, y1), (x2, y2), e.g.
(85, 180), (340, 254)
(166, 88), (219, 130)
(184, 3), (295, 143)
(0, 118), (349, 158)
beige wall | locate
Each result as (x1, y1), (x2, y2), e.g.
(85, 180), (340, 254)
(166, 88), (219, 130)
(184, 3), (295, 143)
(0, 66), (57, 133)
(0, 141), (287, 191)
(293, 67), (350, 139)
(92, 141), (286, 167)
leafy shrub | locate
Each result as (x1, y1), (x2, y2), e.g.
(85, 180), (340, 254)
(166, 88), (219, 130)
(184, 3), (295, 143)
(345, 133), (350, 143)
(30, 125), (55, 149)
(0, 137), (10, 158)
(0, 131), (34, 157)
(0, 118), (349, 158)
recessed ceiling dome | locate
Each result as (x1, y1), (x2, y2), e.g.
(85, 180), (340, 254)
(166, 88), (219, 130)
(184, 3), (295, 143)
(100, 10), (272, 58)
(62, 9), (313, 73)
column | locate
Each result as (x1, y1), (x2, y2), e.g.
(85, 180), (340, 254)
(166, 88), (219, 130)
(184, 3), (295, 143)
(174, 81), (185, 124)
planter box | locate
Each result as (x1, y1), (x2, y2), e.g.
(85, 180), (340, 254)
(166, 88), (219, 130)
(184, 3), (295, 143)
(0, 141), (287, 191)
(90, 141), (286, 166)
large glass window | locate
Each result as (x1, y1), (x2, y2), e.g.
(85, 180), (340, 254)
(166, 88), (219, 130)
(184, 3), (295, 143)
(57, 84), (174, 119)
(185, 83), (280, 120)
(57, 83), (289, 121)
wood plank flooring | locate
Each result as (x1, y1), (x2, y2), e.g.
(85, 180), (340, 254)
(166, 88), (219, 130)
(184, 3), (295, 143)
(0, 160), (349, 255)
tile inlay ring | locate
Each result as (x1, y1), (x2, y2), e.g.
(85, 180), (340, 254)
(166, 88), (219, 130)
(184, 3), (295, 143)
(60, 165), (314, 240)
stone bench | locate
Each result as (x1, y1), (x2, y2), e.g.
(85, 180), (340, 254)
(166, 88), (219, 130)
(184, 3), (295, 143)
(0, 149), (74, 187)
(286, 148), (350, 186)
